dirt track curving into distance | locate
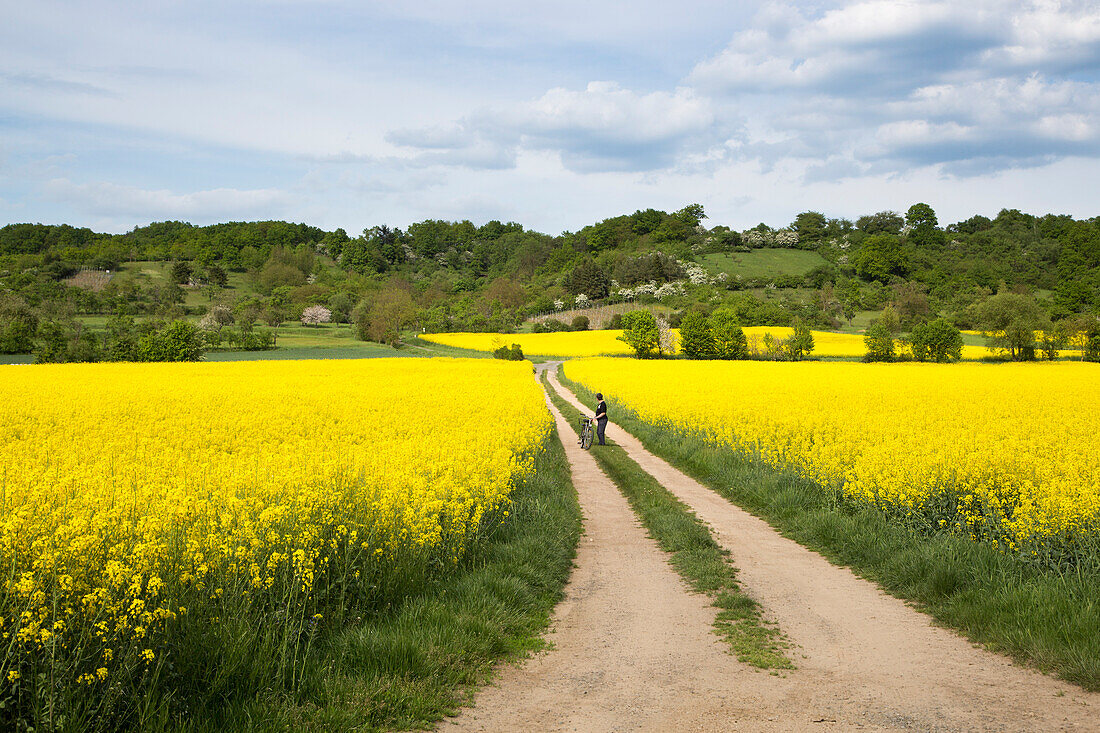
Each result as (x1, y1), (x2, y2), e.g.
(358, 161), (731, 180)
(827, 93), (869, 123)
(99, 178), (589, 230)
(444, 363), (1099, 732)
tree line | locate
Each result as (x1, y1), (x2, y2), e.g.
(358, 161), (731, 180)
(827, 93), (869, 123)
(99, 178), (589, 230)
(1, 201), (1098, 361)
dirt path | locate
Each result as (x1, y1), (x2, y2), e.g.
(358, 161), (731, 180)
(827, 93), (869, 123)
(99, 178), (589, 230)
(539, 365), (1099, 731)
(446, 366), (830, 731)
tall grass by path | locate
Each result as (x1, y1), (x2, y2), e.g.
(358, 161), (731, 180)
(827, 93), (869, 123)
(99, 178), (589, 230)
(542, 373), (792, 671)
(557, 366), (1100, 691)
(164, 427), (580, 732)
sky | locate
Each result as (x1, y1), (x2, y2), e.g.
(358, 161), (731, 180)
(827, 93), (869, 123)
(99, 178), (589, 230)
(2, 0), (1099, 235)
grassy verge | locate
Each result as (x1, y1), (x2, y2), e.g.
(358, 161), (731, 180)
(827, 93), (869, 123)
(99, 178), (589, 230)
(177, 428), (581, 732)
(557, 367), (1100, 691)
(542, 373), (792, 671)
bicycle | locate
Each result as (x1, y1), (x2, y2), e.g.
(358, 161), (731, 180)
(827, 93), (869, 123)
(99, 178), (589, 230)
(579, 416), (594, 450)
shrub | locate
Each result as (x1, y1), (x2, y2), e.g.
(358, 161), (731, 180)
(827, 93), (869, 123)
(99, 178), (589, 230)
(710, 309), (748, 360)
(1083, 323), (1100, 362)
(679, 311), (716, 359)
(199, 305), (234, 331)
(533, 318), (571, 333)
(0, 297), (37, 354)
(493, 343), (525, 361)
(137, 321), (206, 362)
(863, 321), (895, 362)
(571, 315), (590, 331)
(909, 318), (963, 362)
(617, 310), (661, 358)
(784, 318), (814, 361)
(170, 260), (193, 285)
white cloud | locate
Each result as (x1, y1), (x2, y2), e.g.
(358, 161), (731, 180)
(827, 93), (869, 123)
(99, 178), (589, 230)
(514, 82), (713, 142)
(684, 1), (1100, 176)
(1035, 114), (1094, 141)
(44, 179), (292, 220)
(5, 1), (1100, 234)
(388, 81), (719, 173)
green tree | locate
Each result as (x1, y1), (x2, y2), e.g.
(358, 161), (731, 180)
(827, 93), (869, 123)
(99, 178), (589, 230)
(909, 318), (963, 362)
(856, 211), (904, 235)
(205, 264), (228, 288)
(863, 321), (895, 362)
(676, 203), (707, 228)
(631, 208), (663, 235)
(905, 202), (938, 229)
(679, 311), (716, 359)
(0, 296), (37, 354)
(709, 309), (748, 359)
(906, 203), (943, 249)
(785, 318), (814, 360)
(617, 309), (661, 358)
(354, 285), (416, 346)
(853, 234), (908, 282)
(137, 321), (205, 362)
(878, 304), (902, 336)
(34, 321), (72, 363)
(170, 260), (193, 284)
(1082, 321), (1100, 362)
(1037, 322), (1068, 361)
(104, 315), (140, 361)
(565, 258), (610, 299)
(840, 280), (861, 324)
(791, 211), (827, 246)
(975, 292), (1046, 360)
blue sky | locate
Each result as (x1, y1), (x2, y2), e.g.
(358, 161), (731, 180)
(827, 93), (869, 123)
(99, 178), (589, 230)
(2, 0), (1099, 234)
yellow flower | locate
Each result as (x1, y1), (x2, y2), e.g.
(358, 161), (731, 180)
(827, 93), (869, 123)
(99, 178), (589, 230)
(566, 359), (1100, 559)
(0, 359), (549, 696)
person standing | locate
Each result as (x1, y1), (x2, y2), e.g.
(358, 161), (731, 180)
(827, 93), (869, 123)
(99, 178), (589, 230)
(594, 393), (608, 446)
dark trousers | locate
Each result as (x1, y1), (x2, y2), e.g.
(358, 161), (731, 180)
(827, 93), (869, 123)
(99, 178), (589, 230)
(596, 418), (607, 445)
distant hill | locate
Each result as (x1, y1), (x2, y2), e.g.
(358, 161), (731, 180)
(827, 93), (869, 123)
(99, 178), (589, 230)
(1, 204), (1097, 356)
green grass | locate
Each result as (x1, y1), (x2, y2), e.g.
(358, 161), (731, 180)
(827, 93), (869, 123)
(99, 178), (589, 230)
(402, 335), (496, 360)
(542, 373), (792, 671)
(835, 309), (880, 334)
(557, 367), (1100, 691)
(700, 249), (831, 280)
(174, 428), (581, 732)
(270, 323), (362, 348)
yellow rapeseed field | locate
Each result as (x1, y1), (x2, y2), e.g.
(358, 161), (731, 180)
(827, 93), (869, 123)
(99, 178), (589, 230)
(0, 358), (549, 705)
(564, 359), (1100, 563)
(742, 327), (992, 359)
(423, 328), (996, 359)
(420, 329), (635, 356)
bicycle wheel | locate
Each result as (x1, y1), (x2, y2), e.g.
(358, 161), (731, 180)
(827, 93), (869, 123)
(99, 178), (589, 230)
(581, 422), (593, 449)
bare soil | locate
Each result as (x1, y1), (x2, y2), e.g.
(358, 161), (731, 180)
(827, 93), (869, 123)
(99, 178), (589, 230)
(443, 365), (1099, 732)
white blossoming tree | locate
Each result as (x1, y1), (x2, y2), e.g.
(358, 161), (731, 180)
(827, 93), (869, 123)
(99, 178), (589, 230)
(301, 305), (333, 326)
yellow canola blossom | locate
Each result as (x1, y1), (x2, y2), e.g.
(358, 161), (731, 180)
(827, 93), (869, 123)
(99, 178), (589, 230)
(421, 329), (635, 356)
(742, 327), (991, 359)
(423, 328), (995, 359)
(1, 358), (549, 693)
(564, 359), (1100, 562)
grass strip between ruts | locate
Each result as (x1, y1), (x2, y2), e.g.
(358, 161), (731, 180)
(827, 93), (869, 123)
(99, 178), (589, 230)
(542, 372), (793, 671)
(177, 427), (582, 733)
(557, 365), (1100, 692)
